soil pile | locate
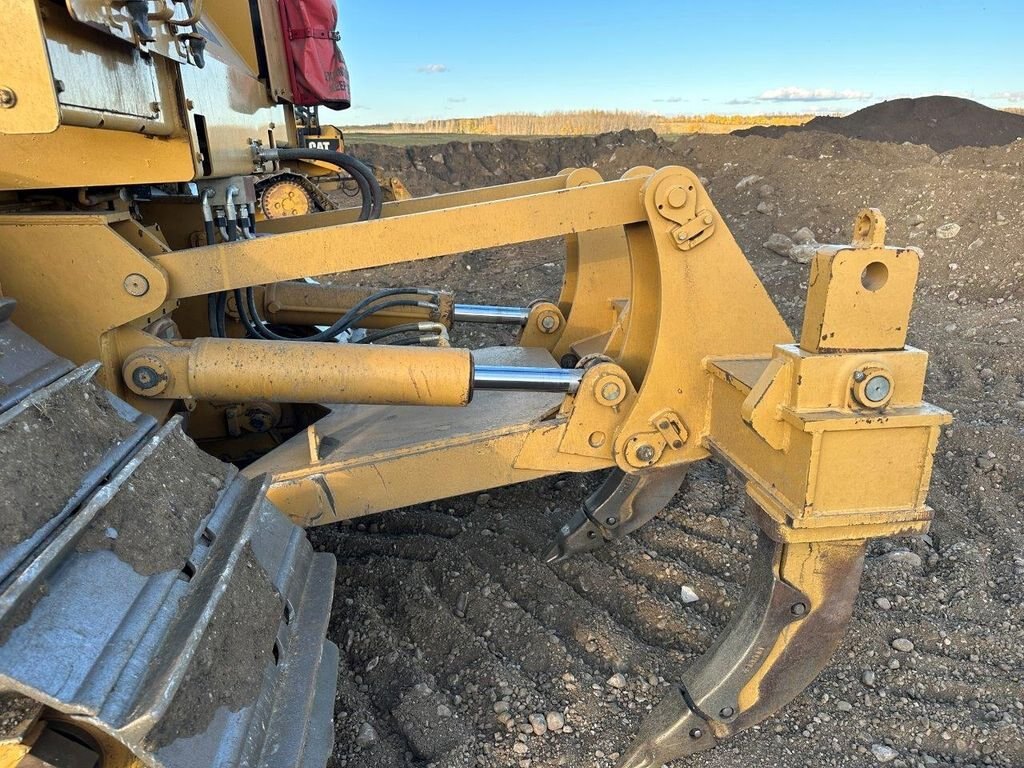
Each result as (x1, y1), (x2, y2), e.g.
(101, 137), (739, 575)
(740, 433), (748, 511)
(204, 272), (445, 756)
(737, 96), (1024, 152)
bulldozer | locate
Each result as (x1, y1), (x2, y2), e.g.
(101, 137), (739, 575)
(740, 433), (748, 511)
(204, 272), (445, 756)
(0, 2), (950, 767)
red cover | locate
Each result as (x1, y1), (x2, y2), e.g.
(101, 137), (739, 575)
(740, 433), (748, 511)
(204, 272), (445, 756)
(278, 0), (351, 109)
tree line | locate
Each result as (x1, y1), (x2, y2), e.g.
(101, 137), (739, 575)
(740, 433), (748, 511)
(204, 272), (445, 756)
(349, 110), (812, 136)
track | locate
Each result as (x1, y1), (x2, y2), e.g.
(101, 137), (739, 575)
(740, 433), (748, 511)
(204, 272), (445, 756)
(313, 458), (1024, 768)
(0, 303), (338, 768)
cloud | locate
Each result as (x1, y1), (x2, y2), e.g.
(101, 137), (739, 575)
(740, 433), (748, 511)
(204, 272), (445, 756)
(992, 91), (1024, 102)
(725, 98), (754, 105)
(417, 64), (448, 74)
(653, 96), (683, 103)
(756, 87), (872, 102)
(446, 96), (467, 103)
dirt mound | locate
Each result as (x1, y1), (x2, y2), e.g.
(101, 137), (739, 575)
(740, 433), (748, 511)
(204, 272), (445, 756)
(354, 129), (670, 195)
(738, 96), (1024, 152)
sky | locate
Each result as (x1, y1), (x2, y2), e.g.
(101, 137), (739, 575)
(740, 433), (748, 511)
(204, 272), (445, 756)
(333, 0), (1024, 125)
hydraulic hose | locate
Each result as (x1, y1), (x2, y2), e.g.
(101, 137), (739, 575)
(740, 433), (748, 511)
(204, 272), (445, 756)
(213, 146), (389, 341)
(259, 147), (383, 220)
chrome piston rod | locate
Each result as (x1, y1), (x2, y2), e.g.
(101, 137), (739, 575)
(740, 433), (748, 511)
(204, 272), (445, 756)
(473, 365), (583, 394)
(454, 304), (530, 325)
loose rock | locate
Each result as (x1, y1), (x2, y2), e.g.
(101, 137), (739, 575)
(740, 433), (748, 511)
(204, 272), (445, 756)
(355, 722), (377, 749)
(892, 638), (915, 653)
(792, 226), (816, 245)
(736, 174), (763, 190)
(879, 550), (923, 568)
(764, 233), (794, 257)
(871, 743), (899, 763)
(528, 713), (547, 736)
(606, 673), (627, 689)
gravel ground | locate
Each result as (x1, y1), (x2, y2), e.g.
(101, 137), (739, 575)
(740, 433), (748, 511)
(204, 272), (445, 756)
(307, 124), (1024, 768)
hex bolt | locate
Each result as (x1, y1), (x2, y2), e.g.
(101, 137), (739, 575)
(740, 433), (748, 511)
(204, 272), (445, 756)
(864, 375), (891, 403)
(658, 420), (670, 430)
(539, 314), (558, 332)
(791, 602), (808, 617)
(635, 444), (656, 462)
(689, 728), (703, 740)
(853, 370), (867, 383)
(601, 382), (622, 402)
(131, 366), (161, 390)
(123, 273), (150, 296)
(0, 87), (16, 109)
(605, 516), (617, 526)
(719, 706), (735, 719)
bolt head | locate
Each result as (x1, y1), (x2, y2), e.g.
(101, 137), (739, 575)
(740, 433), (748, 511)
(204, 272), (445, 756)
(853, 370), (867, 383)
(791, 602), (808, 617)
(864, 375), (891, 403)
(719, 706), (735, 719)
(123, 273), (150, 297)
(539, 314), (557, 331)
(635, 444), (656, 462)
(131, 366), (159, 390)
(689, 728), (703, 740)
(0, 87), (16, 108)
(601, 382), (622, 402)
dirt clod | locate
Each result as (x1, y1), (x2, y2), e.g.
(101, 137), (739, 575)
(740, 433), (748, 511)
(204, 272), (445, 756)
(148, 543), (283, 749)
(78, 426), (229, 575)
(0, 377), (135, 550)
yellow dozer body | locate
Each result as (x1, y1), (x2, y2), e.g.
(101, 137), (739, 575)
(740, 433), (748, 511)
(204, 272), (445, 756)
(0, 4), (948, 768)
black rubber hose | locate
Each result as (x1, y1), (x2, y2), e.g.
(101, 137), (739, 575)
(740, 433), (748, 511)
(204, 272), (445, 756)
(239, 285), (438, 343)
(221, 148), (387, 340)
(268, 148), (383, 220)
(357, 322), (446, 344)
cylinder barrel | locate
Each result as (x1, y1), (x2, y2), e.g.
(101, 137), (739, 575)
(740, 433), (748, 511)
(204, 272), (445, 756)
(124, 338), (474, 406)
